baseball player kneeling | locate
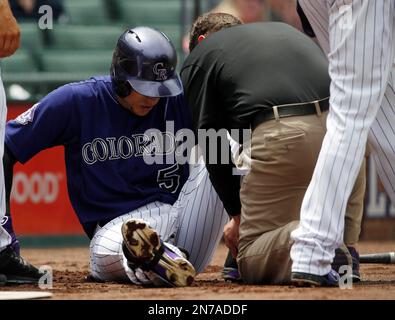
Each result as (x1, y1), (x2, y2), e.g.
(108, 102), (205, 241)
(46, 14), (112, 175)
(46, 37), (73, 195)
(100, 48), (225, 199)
(3, 27), (228, 287)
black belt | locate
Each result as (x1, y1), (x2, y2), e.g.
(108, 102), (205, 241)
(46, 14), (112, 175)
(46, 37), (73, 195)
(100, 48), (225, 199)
(252, 98), (329, 130)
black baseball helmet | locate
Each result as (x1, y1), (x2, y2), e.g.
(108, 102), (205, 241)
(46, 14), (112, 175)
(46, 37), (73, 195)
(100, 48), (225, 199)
(111, 26), (182, 98)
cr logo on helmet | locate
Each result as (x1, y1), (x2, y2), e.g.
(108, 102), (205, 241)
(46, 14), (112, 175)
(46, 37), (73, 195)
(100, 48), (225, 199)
(153, 62), (168, 81)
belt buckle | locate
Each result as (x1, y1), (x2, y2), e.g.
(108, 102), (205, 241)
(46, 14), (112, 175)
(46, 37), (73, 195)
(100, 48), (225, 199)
(272, 106), (280, 121)
(313, 100), (322, 116)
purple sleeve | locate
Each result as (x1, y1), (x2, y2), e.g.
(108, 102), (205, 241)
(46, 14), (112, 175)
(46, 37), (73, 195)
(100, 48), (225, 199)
(5, 84), (78, 164)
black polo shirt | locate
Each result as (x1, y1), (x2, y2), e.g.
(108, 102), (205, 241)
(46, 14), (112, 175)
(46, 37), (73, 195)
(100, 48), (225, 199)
(181, 22), (330, 216)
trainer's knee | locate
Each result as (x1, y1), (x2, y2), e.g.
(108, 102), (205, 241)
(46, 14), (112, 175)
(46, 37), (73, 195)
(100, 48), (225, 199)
(237, 221), (298, 284)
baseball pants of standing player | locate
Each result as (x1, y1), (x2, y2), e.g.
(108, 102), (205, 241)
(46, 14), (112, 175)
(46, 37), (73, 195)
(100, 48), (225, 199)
(90, 160), (228, 282)
(0, 71), (10, 252)
(237, 111), (366, 284)
(291, 0), (395, 276)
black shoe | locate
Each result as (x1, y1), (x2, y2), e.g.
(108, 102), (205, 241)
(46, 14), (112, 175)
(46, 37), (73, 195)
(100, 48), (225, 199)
(0, 246), (44, 284)
(291, 269), (340, 287)
(332, 246), (360, 282)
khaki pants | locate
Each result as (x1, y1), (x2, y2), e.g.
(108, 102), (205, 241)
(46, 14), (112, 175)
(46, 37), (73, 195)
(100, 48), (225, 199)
(237, 112), (366, 284)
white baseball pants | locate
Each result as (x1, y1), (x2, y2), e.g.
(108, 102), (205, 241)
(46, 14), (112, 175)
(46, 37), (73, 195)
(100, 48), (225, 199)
(0, 70), (10, 252)
(90, 160), (228, 282)
(292, 0), (395, 275)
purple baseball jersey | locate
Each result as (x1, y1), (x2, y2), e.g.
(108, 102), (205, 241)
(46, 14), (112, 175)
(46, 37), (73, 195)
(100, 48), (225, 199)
(5, 76), (191, 237)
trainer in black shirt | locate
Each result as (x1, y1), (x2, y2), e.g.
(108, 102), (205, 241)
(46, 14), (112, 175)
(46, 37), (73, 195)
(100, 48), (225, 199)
(181, 21), (330, 217)
(181, 13), (366, 285)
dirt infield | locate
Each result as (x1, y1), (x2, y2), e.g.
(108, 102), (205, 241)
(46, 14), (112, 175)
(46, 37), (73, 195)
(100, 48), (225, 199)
(1, 241), (395, 300)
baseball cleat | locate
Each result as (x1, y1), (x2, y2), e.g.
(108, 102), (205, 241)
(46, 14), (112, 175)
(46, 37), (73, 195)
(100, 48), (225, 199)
(121, 218), (196, 287)
(222, 267), (242, 282)
(291, 269), (340, 287)
(222, 250), (242, 282)
(0, 246), (45, 285)
(332, 246), (360, 282)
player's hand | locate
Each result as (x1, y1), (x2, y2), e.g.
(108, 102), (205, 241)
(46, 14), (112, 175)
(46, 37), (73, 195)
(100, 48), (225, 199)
(0, 0), (21, 58)
(223, 215), (240, 259)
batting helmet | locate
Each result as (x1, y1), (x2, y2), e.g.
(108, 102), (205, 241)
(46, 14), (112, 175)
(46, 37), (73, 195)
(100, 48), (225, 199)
(110, 26), (182, 98)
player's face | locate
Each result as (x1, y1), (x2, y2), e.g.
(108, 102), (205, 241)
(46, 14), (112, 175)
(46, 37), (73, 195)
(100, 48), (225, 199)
(120, 91), (160, 116)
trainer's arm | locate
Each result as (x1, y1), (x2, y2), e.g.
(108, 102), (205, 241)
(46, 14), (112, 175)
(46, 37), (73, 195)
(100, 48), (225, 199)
(204, 148), (241, 216)
(0, 0), (20, 58)
(181, 65), (241, 216)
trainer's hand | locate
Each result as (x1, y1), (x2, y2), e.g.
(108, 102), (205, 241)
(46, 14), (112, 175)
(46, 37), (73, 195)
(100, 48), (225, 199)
(223, 215), (240, 259)
(0, 0), (21, 58)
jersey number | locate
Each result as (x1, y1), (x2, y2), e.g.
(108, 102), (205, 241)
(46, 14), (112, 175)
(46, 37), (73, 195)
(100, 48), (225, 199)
(157, 164), (180, 194)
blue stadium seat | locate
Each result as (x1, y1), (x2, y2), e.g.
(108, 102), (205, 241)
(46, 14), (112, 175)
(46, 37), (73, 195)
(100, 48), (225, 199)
(63, 0), (111, 25)
(119, 0), (182, 26)
(47, 25), (123, 50)
(41, 50), (112, 74)
(19, 23), (44, 51)
(0, 50), (38, 73)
